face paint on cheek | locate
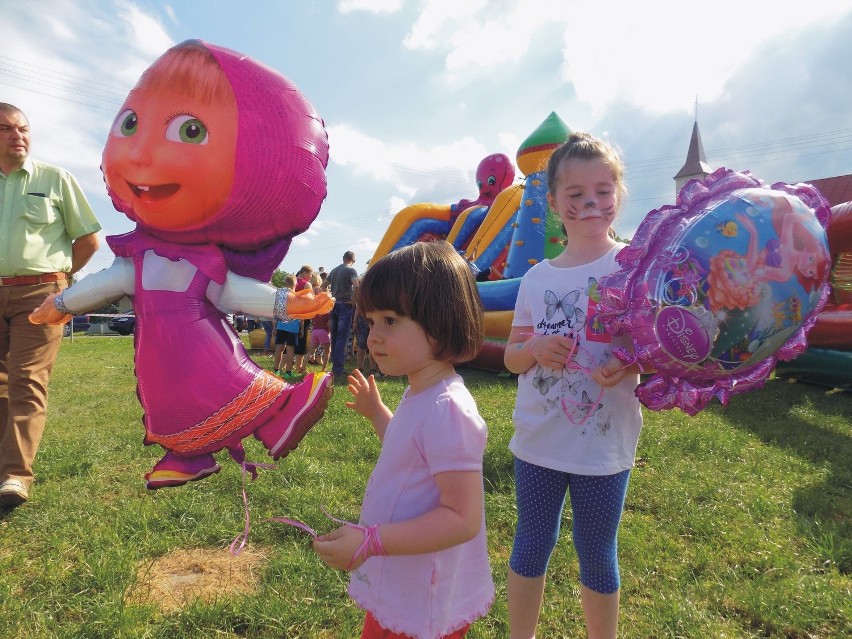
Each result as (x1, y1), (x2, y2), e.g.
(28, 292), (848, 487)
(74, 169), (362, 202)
(563, 201), (582, 219)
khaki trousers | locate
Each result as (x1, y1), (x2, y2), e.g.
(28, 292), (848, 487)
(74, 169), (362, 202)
(0, 281), (65, 488)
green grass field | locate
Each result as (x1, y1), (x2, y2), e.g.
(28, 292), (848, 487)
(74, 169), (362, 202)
(0, 335), (849, 638)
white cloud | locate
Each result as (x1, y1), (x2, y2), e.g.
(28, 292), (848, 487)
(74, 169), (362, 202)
(404, 0), (484, 50)
(400, 0), (852, 116)
(337, 0), (403, 15)
(558, 0), (852, 114)
(0, 0), (173, 185)
(121, 2), (174, 58)
(327, 122), (488, 199)
(387, 195), (408, 216)
(402, 0), (556, 86)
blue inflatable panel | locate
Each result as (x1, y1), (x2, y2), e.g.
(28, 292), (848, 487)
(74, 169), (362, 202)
(774, 348), (852, 390)
(394, 219), (452, 252)
(451, 206), (489, 250)
(478, 278), (521, 312)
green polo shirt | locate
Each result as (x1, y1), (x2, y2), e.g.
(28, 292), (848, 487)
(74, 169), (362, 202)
(0, 157), (102, 276)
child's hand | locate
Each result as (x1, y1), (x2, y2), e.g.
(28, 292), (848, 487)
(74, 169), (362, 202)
(591, 357), (629, 387)
(29, 294), (72, 326)
(313, 524), (366, 571)
(528, 333), (575, 371)
(286, 288), (334, 319)
(345, 369), (383, 419)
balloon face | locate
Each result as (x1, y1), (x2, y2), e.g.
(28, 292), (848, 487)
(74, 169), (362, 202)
(102, 54), (238, 231)
(100, 40), (328, 256)
(597, 169), (832, 413)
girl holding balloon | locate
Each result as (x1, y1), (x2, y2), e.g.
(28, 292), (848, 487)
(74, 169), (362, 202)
(503, 132), (643, 639)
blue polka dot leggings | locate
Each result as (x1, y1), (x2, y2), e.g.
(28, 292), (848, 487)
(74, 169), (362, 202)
(509, 457), (631, 594)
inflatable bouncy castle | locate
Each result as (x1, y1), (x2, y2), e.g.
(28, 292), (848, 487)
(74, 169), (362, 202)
(368, 112), (573, 371)
(775, 200), (852, 389)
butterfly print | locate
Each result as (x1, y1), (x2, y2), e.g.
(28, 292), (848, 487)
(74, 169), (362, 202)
(596, 414), (613, 435)
(531, 365), (559, 395)
(544, 289), (582, 322)
(561, 378), (581, 396)
(544, 396), (561, 413)
(561, 390), (603, 425)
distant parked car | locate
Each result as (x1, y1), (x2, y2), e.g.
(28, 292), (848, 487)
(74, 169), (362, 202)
(62, 315), (91, 337)
(108, 312), (136, 336)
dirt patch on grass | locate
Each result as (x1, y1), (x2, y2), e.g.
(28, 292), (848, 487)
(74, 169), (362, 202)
(129, 546), (270, 612)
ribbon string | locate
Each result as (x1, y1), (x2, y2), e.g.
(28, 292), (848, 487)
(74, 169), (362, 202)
(518, 331), (635, 426)
(229, 459), (276, 556)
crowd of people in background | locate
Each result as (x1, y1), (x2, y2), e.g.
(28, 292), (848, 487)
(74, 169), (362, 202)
(236, 252), (381, 384)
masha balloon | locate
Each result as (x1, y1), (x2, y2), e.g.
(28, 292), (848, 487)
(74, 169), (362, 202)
(31, 41), (334, 488)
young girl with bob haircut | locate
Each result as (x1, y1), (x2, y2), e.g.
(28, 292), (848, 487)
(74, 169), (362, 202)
(314, 240), (494, 639)
(504, 132), (644, 639)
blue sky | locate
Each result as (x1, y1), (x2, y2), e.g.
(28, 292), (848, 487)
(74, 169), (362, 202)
(3, 0), (851, 277)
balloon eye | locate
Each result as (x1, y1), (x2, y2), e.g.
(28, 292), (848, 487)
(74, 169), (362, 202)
(477, 180), (483, 189)
(111, 109), (137, 137)
(165, 115), (208, 145)
(487, 176), (497, 186)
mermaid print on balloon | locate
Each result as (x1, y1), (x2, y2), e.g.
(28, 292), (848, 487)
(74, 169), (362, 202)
(596, 168), (832, 414)
(704, 195), (827, 362)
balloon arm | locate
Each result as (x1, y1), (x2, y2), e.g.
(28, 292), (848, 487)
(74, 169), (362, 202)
(211, 272), (279, 319)
(212, 272), (334, 320)
(284, 288), (334, 320)
(29, 258), (133, 325)
(59, 257), (135, 314)
(29, 295), (70, 325)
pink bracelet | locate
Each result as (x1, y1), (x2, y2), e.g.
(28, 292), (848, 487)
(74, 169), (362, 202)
(266, 507), (387, 570)
(347, 523), (386, 570)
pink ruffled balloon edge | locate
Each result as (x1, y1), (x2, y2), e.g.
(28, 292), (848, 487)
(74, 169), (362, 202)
(599, 168), (834, 414)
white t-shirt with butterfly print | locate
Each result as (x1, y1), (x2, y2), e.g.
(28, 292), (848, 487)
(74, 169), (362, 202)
(509, 245), (643, 476)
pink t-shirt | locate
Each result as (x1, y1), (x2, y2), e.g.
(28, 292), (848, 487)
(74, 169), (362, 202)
(348, 375), (494, 639)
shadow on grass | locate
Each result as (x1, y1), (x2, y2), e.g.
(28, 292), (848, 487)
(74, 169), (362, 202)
(0, 504), (20, 519)
(720, 378), (851, 572)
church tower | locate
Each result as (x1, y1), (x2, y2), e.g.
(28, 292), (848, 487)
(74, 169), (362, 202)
(674, 119), (712, 193)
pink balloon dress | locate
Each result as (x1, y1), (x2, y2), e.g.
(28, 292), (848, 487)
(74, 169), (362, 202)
(109, 231), (331, 488)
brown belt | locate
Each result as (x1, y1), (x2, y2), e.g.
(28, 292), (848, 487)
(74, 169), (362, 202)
(0, 272), (69, 286)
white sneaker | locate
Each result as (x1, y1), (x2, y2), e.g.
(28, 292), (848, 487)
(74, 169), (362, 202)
(0, 479), (29, 506)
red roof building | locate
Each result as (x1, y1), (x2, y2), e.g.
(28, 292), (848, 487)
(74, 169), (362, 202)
(803, 174), (852, 207)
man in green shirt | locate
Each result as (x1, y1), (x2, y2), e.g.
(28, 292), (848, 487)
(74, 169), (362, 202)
(0, 103), (102, 507)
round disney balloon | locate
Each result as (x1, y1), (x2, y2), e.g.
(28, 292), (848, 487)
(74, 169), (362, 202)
(597, 168), (832, 414)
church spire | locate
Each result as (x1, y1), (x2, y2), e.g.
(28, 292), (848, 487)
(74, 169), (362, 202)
(674, 112), (712, 193)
